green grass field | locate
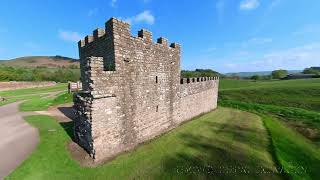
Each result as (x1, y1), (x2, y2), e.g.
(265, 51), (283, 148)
(0, 84), (68, 106)
(19, 92), (73, 111)
(219, 78), (320, 179)
(8, 108), (283, 180)
(220, 79), (320, 112)
(219, 78), (320, 91)
(219, 79), (320, 143)
(0, 83), (67, 97)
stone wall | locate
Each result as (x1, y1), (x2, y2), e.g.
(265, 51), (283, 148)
(74, 18), (219, 162)
(0, 81), (57, 91)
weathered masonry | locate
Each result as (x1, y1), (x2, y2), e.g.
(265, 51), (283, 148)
(74, 17), (219, 161)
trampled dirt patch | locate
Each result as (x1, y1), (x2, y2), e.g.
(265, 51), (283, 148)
(46, 103), (99, 166)
(67, 141), (96, 167)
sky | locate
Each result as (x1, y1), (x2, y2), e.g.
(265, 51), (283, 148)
(0, 0), (320, 73)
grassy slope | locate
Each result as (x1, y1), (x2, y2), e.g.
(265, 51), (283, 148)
(264, 116), (320, 179)
(8, 108), (282, 180)
(219, 79), (320, 179)
(0, 56), (79, 68)
(219, 79), (320, 142)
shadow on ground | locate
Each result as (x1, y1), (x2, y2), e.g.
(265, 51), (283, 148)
(159, 114), (284, 179)
(57, 107), (75, 140)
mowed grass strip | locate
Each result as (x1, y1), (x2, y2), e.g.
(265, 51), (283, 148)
(19, 92), (73, 111)
(8, 108), (282, 180)
(0, 83), (67, 97)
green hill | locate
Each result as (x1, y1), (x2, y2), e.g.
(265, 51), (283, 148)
(0, 55), (79, 68)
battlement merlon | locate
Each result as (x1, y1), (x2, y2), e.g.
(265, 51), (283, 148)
(78, 17), (180, 50)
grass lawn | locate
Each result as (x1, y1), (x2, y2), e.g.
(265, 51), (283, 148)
(219, 79), (320, 111)
(0, 83), (67, 97)
(219, 101), (320, 179)
(219, 78), (320, 143)
(219, 79), (320, 91)
(19, 92), (73, 111)
(219, 78), (320, 179)
(263, 116), (320, 179)
(0, 83), (68, 106)
(8, 108), (282, 180)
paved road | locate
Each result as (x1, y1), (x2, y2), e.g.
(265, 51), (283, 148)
(0, 102), (39, 179)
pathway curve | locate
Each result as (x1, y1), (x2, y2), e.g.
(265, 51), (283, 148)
(0, 102), (39, 179)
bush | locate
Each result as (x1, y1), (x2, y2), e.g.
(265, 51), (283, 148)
(303, 67), (320, 75)
(271, 69), (288, 79)
(250, 75), (261, 80)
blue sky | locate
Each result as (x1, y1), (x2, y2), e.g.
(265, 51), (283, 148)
(0, 0), (320, 73)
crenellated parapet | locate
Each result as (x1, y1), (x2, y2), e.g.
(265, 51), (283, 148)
(78, 18), (180, 53)
(78, 17), (181, 73)
(180, 76), (219, 84)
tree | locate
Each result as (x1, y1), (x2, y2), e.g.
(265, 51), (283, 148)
(181, 69), (221, 78)
(271, 69), (288, 79)
(251, 75), (261, 81)
(303, 67), (320, 75)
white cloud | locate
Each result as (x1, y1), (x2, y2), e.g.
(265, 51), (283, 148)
(59, 30), (82, 42)
(222, 43), (320, 72)
(88, 8), (98, 17)
(110, 0), (117, 7)
(240, 0), (260, 10)
(123, 10), (155, 25)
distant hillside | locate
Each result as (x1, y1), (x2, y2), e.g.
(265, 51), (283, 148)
(0, 55), (79, 68)
(225, 70), (301, 77)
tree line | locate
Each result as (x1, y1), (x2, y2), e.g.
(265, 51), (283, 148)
(1, 66), (318, 82)
(0, 66), (80, 82)
(249, 67), (320, 80)
(181, 69), (222, 78)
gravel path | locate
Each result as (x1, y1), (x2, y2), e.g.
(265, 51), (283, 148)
(0, 102), (39, 179)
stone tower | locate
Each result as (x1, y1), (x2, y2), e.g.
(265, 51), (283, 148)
(74, 17), (219, 161)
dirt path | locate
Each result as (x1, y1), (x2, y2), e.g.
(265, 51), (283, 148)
(0, 102), (39, 179)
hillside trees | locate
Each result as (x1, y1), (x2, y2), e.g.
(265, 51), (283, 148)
(0, 66), (80, 82)
(271, 69), (288, 79)
(181, 69), (222, 78)
(303, 67), (320, 75)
